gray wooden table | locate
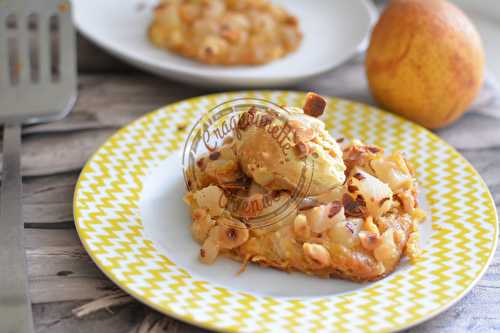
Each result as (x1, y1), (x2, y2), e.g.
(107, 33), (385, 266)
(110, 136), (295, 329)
(21, 34), (500, 333)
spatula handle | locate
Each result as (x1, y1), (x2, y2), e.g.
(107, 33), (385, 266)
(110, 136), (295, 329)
(0, 123), (34, 333)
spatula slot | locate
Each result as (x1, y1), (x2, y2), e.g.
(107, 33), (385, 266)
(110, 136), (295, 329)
(5, 12), (16, 29)
(27, 13), (40, 83)
(5, 13), (19, 86)
(49, 14), (60, 83)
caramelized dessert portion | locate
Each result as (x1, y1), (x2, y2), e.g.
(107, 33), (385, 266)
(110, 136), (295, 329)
(184, 93), (426, 281)
(149, 0), (302, 65)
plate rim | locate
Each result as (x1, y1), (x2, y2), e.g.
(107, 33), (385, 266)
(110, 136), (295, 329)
(72, 0), (378, 87)
(74, 91), (498, 333)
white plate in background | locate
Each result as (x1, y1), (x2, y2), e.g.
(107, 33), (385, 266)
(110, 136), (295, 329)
(73, 0), (376, 88)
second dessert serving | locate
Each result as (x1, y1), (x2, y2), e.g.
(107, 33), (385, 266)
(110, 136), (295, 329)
(149, 0), (302, 65)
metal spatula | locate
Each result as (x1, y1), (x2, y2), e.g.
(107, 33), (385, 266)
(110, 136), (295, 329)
(0, 0), (76, 331)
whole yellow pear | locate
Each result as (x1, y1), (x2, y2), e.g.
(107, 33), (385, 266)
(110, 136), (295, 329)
(365, 0), (485, 129)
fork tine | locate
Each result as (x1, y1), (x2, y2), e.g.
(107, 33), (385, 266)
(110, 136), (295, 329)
(38, 11), (50, 82)
(0, 11), (10, 87)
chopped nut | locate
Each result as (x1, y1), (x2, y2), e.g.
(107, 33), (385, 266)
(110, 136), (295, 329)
(284, 15), (299, 26)
(154, 3), (167, 11)
(303, 243), (331, 268)
(370, 158), (412, 192)
(398, 191), (415, 213)
(305, 206), (324, 233)
(394, 229), (406, 246)
(237, 107), (257, 130)
(345, 221), (355, 234)
(196, 157), (205, 169)
(373, 228), (399, 269)
(305, 203), (342, 234)
(349, 169), (393, 218)
(200, 35), (228, 58)
(359, 231), (380, 250)
(192, 208), (207, 222)
(200, 227), (220, 264)
(270, 190), (281, 199)
(367, 146), (381, 153)
(237, 115), (250, 130)
(327, 201), (342, 218)
(342, 193), (363, 217)
(217, 218), (249, 249)
(295, 127), (315, 143)
(362, 216), (379, 235)
(347, 185), (359, 193)
(379, 197), (390, 206)
(298, 197), (320, 211)
(209, 151), (221, 160)
(355, 195), (366, 207)
(405, 232), (421, 262)
(219, 182), (246, 190)
(193, 185), (227, 216)
(220, 25), (240, 42)
(303, 92), (326, 117)
(353, 172), (365, 180)
(247, 106), (257, 116)
(411, 207), (427, 221)
(258, 114), (273, 127)
(191, 209), (216, 243)
(289, 120), (315, 143)
(294, 142), (310, 159)
(179, 3), (200, 24)
(293, 214), (310, 239)
(223, 136), (234, 145)
(227, 228), (237, 240)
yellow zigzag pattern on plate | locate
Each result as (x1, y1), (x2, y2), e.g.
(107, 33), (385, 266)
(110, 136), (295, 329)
(74, 91), (498, 333)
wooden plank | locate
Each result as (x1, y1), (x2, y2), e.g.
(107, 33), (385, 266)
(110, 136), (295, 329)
(31, 278), (115, 304)
(24, 229), (115, 303)
(77, 33), (134, 73)
(50, 73), (203, 131)
(27, 246), (102, 278)
(22, 129), (116, 176)
(34, 301), (147, 333)
(23, 173), (78, 204)
(29, 261), (500, 333)
(25, 229), (81, 249)
(0, 129), (113, 177)
(24, 203), (73, 224)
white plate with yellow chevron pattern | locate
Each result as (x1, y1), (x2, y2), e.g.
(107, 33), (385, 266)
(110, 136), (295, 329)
(74, 91), (498, 333)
